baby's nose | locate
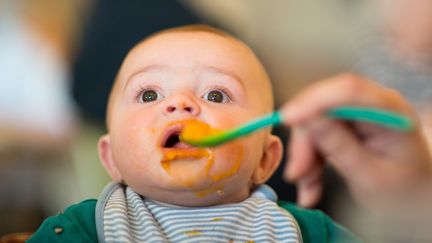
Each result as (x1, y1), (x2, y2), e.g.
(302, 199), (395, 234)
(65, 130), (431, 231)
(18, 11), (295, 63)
(164, 94), (200, 116)
(166, 105), (193, 113)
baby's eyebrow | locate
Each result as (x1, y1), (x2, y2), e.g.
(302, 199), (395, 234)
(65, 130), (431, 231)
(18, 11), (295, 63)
(122, 64), (245, 91)
(124, 64), (169, 88)
(202, 65), (245, 89)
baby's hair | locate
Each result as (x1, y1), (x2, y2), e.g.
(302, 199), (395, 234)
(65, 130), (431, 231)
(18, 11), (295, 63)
(147, 24), (233, 39)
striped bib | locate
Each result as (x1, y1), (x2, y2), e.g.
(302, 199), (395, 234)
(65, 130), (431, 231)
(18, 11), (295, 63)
(96, 183), (302, 243)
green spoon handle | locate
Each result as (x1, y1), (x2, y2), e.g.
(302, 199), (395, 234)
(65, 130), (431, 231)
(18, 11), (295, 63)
(235, 106), (414, 135)
(227, 111), (283, 137)
(220, 107), (413, 143)
(185, 106), (414, 147)
(234, 107), (414, 137)
(327, 106), (414, 131)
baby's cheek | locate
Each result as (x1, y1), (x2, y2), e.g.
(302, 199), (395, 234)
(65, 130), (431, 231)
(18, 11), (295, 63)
(117, 110), (157, 136)
(116, 112), (159, 148)
(207, 110), (241, 128)
(209, 143), (245, 182)
(114, 125), (159, 169)
(115, 139), (161, 189)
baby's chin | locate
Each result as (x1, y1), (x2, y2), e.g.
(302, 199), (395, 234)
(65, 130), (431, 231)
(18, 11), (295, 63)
(159, 155), (244, 192)
(161, 157), (214, 187)
(127, 167), (251, 207)
(139, 183), (251, 207)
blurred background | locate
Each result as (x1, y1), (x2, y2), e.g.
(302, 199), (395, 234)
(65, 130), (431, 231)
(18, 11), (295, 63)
(0, 0), (431, 242)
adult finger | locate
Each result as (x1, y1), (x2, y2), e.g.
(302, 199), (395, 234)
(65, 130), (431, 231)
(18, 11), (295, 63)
(296, 161), (324, 207)
(280, 73), (414, 125)
(283, 126), (317, 182)
(306, 118), (376, 188)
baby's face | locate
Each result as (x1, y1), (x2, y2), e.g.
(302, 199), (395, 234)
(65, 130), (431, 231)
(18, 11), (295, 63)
(99, 31), (281, 206)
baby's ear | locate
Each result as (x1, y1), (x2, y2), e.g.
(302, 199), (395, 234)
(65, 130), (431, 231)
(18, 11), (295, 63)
(252, 134), (283, 185)
(98, 134), (123, 182)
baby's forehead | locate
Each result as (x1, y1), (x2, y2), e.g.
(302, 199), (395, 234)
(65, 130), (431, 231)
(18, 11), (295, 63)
(129, 32), (246, 62)
(120, 31), (261, 82)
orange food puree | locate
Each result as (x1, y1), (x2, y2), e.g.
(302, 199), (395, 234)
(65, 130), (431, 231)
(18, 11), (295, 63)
(180, 119), (222, 142)
(195, 184), (224, 198)
(161, 148), (215, 189)
(210, 146), (243, 182)
(162, 149), (210, 163)
(161, 119), (244, 197)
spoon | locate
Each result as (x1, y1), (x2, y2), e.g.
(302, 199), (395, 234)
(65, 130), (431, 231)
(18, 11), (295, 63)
(180, 106), (414, 147)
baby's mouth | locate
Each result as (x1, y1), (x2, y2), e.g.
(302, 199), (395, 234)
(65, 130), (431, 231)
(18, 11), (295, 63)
(160, 123), (195, 150)
(159, 121), (212, 165)
(159, 122), (214, 183)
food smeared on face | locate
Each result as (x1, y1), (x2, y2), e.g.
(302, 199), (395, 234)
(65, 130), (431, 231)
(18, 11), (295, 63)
(150, 127), (157, 134)
(195, 184), (225, 198)
(161, 148), (215, 188)
(159, 120), (215, 188)
(210, 146), (243, 182)
(159, 119), (244, 197)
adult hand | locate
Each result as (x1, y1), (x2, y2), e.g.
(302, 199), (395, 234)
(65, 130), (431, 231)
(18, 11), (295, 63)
(280, 73), (432, 210)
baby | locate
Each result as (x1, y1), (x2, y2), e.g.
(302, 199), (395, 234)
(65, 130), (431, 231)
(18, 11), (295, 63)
(29, 25), (360, 242)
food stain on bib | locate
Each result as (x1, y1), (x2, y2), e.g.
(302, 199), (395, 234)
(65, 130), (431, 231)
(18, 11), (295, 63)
(184, 230), (201, 237)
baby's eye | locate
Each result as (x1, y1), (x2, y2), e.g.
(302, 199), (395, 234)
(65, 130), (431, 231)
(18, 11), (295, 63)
(140, 89), (163, 102)
(203, 89), (230, 103)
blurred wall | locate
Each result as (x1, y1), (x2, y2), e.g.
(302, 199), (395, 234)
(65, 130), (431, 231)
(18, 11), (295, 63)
(184, 0), (378, 104)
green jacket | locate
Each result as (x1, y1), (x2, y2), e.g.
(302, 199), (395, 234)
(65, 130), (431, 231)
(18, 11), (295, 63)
(28, 199), (361, 243)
